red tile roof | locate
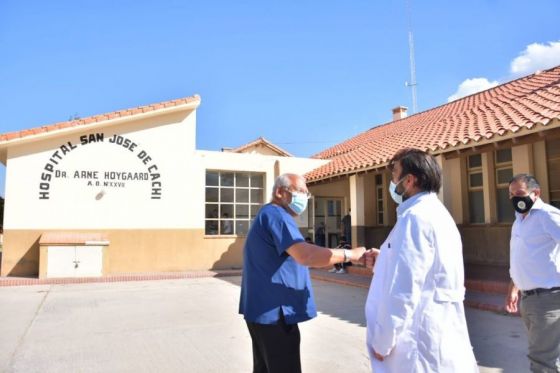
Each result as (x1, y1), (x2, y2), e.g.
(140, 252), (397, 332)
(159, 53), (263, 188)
(307, 65), (560, 182)
(0, 95), (201, 143)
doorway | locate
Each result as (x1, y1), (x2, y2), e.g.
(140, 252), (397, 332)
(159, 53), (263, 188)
(313, 198), (343, 248)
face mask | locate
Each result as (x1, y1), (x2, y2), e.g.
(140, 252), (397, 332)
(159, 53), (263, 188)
(289, 191), (308, 215)
(389, 175), (407, 205)
(511, 194), (535, 214)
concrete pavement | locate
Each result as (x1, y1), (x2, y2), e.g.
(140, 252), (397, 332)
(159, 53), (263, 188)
(0, 276), (529, 372)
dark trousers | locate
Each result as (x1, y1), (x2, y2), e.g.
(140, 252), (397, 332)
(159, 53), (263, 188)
(520, 291), (560, 372)
(246, 317), (302, 373)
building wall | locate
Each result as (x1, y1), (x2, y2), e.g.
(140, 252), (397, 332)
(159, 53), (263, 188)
(459, 225), (511, 266)
(2, 229), (246, 277)
(308, 127), (560, 268)
(4, 111), (197, 230)
(455, 137), (555, 265)
(308, 178), (348, 198)
(1, 110), (328, 277)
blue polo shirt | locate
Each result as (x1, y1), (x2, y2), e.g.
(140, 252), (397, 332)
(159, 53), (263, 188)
(239, 203), (317, 324)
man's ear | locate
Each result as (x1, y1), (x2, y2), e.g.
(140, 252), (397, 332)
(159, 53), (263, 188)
(403, 174), (416, 188)
(408, 174), (419, 189)
(273, 187), (284, 200)
(533, 189), (542, 199)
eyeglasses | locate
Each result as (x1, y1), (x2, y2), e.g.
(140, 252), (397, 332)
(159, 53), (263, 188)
(283, 187), (312, 199)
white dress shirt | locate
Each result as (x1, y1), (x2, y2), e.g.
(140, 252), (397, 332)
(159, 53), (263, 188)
(510, 198), (560, 291)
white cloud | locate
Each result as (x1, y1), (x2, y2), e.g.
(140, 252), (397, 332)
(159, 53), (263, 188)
(510, 41), (560, 76)
(447, 78), (499, 102)
(447, 40), (560, 103)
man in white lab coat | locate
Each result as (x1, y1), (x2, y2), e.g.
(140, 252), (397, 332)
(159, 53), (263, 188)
(365, 148), (478, 372)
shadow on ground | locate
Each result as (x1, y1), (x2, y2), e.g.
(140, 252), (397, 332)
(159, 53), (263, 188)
(217, 274), (530, 373)
(217, 275), (368, 327)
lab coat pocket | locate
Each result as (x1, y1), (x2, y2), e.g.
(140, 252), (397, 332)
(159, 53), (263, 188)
(433, 288), (465, 303)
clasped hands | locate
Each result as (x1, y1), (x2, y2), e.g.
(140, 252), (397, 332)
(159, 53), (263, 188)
(346, 247), (380, 268)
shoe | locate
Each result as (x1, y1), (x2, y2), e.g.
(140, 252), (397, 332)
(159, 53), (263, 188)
(336, 269), (346, 274)
(328, 268), (337, 273)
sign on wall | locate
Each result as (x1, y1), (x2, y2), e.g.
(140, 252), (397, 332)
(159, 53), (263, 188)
(38, 132), (162, 200)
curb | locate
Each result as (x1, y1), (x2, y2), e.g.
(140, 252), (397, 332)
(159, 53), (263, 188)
(0, 269), (243, 287)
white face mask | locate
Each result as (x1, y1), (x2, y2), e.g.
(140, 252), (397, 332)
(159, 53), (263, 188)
(289, 191), (309, 215)
(389, 175), (407, 204)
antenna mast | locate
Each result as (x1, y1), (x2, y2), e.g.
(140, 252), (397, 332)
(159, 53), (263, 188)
(405, 0), (418, 113)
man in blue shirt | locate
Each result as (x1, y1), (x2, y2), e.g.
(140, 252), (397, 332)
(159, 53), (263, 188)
(239, 173), (366, 373)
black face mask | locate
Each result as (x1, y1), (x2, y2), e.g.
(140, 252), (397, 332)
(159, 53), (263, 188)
(511, 195), (535, 214)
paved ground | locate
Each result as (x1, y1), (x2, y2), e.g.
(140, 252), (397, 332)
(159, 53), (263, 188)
(0, 276), (529, 372)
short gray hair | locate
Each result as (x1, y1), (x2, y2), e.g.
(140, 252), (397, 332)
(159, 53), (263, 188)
(509, 173), (541, 192)
(271, 173), (304, 200)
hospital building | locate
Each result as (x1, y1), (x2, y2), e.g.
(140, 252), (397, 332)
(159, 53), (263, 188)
(1, 65), (559, 279)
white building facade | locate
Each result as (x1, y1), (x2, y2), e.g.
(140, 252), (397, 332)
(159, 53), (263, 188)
(0, 96), (327, 277)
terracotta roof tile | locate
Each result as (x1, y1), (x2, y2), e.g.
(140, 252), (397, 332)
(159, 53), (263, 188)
(307, 65), (560, 182)
(5, 132), (19, 140)
(0, 94), (201, 143)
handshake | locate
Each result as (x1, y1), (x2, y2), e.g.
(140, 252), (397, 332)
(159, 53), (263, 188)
(347, 247), (380, 269)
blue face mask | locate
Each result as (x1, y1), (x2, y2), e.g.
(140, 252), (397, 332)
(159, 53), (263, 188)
(389, 175), (407, 205)
(289, 191), (309, 215)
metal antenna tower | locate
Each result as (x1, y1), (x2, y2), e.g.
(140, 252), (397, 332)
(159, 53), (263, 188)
(405, 0), (418, 113)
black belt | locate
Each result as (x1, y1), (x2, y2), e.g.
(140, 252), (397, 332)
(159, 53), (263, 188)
(521, 287), (560, 296)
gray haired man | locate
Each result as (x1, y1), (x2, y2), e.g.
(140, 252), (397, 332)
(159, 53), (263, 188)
(505, 173), (560, 372)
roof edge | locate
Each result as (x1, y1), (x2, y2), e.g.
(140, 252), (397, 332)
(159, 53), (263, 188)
(0, 97), (200, 149)
(230, 136), (294, 157)
(306, 118), (560, 183)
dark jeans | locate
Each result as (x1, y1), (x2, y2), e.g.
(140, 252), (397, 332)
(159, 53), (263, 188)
(246, 317), (302, 373)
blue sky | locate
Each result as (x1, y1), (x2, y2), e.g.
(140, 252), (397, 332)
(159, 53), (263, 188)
(1, 0), (560, 197)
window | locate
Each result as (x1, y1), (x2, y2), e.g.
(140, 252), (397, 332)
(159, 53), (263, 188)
(547, 138), (560, 208)
(467, 154), (485, 223)
(205, 171), (265, 235)
(314, 198), (343, 247)
(375, 174), (384, 225)
(495, 149), (514, 223)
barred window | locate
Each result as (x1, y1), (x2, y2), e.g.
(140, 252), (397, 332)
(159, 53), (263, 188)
(205, 171), (265, 235)
(468, 154), (485, 224)
(495, 149), (514, 223)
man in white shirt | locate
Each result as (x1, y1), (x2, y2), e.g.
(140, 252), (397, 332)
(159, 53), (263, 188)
(505, 174), (560, 372)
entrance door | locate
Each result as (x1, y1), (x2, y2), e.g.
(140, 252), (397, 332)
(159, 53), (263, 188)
(313, 198), (343, 247)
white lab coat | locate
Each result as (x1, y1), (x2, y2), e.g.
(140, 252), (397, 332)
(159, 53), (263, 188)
(365, 192), (478, 373)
